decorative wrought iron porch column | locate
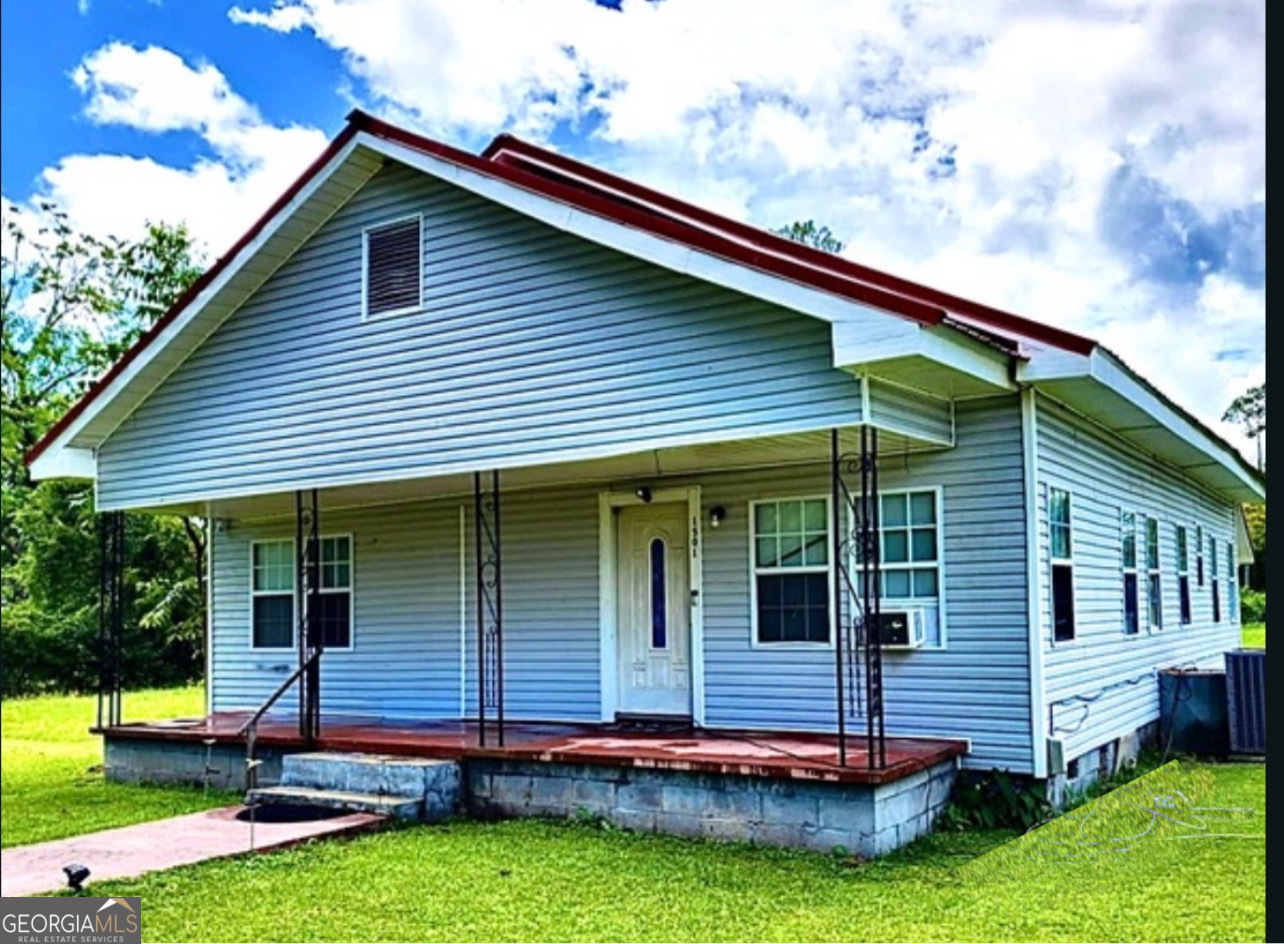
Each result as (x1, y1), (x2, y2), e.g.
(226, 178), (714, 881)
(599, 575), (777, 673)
(830, 430), (847, 766)
(474, 470), (505, 747)
(831, 426), (888, 770)
(97, 510), (126, 729)
(296, 489), (322, 745)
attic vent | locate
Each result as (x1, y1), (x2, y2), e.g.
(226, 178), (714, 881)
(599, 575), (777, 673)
(363, 217), (422, 317)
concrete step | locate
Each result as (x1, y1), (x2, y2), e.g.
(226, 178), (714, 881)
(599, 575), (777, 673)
(247, 785), (424, 820)
(277, 751), (460, 821)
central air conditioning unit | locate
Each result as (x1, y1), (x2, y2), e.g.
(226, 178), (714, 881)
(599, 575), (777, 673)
(869, 609), (926, 649)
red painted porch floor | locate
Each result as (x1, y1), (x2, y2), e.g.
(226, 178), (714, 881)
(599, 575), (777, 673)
(102, 714), (967, 786)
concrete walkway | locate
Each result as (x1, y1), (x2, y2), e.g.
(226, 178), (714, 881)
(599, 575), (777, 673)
(0, 805), (384, 897)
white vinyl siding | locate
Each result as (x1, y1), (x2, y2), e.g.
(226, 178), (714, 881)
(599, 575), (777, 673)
(1036, 393), (1242, 761)
(209, 398), (1034, 770)
(97, 162), (866, 510)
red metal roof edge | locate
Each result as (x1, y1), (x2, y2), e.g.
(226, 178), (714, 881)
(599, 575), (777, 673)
(24, 121), (364, 466)
(482, 132), (1097, 357)
(27, 108), (1078, 467)
(28, 110), (956, 466)
(355, 113), (949, 323)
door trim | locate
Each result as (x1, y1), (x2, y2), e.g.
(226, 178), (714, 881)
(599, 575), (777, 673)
(599, 486), (704, 725)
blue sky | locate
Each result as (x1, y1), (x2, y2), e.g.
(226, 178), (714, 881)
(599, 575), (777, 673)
(0, 0), (1265, 454)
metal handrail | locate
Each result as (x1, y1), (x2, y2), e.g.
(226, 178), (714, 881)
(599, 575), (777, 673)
(236, 648), (321, 737)
(238, 649), (321, 792)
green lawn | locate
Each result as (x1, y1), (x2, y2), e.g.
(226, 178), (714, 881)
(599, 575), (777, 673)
(1242, 622), (1265, 648)
(1, 686), (232, 848)
(63, 764), (1264, 943)
(3, 672), (1266, 940)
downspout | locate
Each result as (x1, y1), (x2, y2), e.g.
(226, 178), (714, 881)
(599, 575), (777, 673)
(1021, 387), (1049, 778)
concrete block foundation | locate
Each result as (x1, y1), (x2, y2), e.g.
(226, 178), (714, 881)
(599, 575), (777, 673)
(465, 757), (959, 857)
(104, 734), (958, 856)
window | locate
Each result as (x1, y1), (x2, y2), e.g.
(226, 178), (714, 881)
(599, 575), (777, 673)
(1196, 524), (1205, 586)
(1050, 488), (1075, 642)
(1210, 536), (1221, 623)
(317, 536), (353, 649)
(251, 536), (353, 650)
(252, 539), (294, 649)
(1227, 541), (1237, 622)
(1146, 517), (1162, 630)
(752, 498), (830, 644)
(650, 538), (668, 649)
(363, 217), (422, 317)
(1177, 525), (1192, 625)
(1122, 511), (1139, 635)
(876, 491), (942, 603)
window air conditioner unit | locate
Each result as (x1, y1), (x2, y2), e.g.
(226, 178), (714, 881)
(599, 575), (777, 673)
(870, 609), (926, 649)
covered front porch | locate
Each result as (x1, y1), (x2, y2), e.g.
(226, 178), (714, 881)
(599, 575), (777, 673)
(99, 712), (967, 787)
(95, 406), (977, 777)
(88, 389), (1038, 856)
(98, 713), (966, 856)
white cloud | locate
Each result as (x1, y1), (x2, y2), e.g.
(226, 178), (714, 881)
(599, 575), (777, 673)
(13, 3), (1265, 459)
(31, 43), (327, 255)
(227, 0), (1263, 455)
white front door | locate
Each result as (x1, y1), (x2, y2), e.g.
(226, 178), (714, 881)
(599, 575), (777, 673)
(616, 503), (691, 716)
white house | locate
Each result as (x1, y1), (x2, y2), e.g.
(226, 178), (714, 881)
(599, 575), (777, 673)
(27, 111), (1263, 853)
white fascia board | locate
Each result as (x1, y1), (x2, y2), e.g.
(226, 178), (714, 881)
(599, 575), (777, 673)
(832, 320), (1015, 392)
(358, 133), (915, 330)
(31, 137), (366, 474)
(1018, 346), (1265, 501)
(29, 445), (96, 481)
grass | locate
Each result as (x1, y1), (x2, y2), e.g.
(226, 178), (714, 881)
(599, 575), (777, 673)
(60, 763), (1263, 942)
(3, 656), (1266, 940)
(1, 685), (233, 848)
(1242, 622), (1265, 648)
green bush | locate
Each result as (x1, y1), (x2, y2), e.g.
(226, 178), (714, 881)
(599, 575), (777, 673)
(936, 768), (1051, 832)
(1240, 588), (1266, 624)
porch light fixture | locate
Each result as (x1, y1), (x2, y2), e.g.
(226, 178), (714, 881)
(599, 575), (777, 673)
(635, 486), (653, 503)
(709, 506), (727, 528)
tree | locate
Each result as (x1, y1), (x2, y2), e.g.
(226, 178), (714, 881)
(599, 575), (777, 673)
(1, 201), (206, 694)
(1223, 382), (1265, 471)
(1221, 383), (1266, 592)
(772, 219), (845, 254)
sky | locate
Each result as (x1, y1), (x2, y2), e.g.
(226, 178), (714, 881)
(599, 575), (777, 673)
(0, 0), (1266, 460)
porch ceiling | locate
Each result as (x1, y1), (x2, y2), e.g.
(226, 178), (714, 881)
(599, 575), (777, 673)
(187, 425), (946, 520)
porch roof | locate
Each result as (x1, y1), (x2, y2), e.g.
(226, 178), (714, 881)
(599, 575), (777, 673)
(137, 425), (937, 519)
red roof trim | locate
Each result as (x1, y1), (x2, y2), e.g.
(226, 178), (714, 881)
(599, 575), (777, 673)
(28, 108), (1086, 467)
(24, 122), (364, 466)
(483, 133), (1096, 357)
(353, 113), (950, 324)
